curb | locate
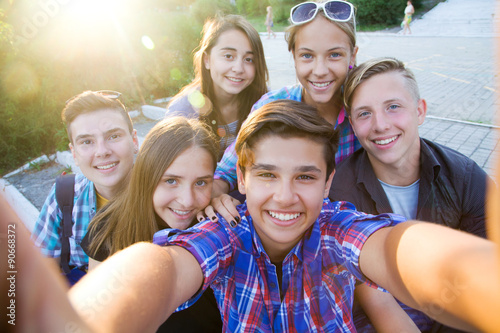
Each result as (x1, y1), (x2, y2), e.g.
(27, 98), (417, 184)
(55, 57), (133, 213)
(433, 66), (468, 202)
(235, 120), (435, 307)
(0, 178), (38, 232)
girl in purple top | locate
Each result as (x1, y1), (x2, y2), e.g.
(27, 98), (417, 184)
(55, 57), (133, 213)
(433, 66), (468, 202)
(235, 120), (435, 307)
(165, 14), (269, 160)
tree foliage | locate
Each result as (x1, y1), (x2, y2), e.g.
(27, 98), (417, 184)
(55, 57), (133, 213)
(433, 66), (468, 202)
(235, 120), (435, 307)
(0, 0), (233, 174)
(351, 0), (423, 26)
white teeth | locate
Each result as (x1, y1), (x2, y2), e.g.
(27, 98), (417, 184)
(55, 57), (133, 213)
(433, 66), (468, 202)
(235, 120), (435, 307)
(95, 162), (117, 170)
(268, 211), (300, 221)
(311, 81), (332, 88)
(172, 209), (190, 216)
(227, 77), (243, 82)
(375, 136), (398, 145)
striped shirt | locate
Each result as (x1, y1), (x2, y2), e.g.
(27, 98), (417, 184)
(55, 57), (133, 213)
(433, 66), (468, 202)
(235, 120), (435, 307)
(153, 199), (404, 332)
(214, 85), (361, 191)
(31, 173), (96, 268)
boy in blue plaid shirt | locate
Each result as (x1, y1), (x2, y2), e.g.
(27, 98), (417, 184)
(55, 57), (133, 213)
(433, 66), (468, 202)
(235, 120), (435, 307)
(31, 91), (138, 272)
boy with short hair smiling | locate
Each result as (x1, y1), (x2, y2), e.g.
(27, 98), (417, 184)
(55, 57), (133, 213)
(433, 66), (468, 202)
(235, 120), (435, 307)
(67, 99), (499, 333)
(31, 91), (139, 273)
(330, 57), (490, 332)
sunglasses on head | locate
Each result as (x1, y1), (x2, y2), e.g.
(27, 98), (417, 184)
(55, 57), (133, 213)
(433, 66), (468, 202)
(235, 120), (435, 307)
(290, 0), (354, 25)
(65, 90), (122, 105)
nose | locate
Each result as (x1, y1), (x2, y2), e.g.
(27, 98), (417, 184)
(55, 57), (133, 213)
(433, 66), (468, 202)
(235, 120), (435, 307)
(312, 58), (328, 77)
(372, 111), (390, 132)
(94, 139), (111, 158)
(178, 186), (195, 207)
(273, 179), (298, 206)
(232, 58), (244, 73)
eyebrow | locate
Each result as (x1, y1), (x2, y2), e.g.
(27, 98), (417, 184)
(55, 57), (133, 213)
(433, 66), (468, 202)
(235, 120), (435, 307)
(73, 127), (127, 142)
(297, 46), (347, 53)
(352, 98), (403, 113)
(251, 163), (322, 174)
(219, 47), (254, 55)
(161, 173), (214, 180)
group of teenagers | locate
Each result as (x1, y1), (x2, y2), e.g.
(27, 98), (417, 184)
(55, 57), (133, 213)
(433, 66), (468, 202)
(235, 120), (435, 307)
(18, 0), (499, 332)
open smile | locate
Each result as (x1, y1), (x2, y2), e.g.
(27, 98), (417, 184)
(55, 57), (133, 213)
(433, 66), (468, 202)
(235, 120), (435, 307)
(373, 135), (399, 146)
(226, 76), (244, 83)
(169, 208), (194, 219)
(267, 210), (302, 227)
(309, 80), (333, 89)
(94, 162), (118, 170)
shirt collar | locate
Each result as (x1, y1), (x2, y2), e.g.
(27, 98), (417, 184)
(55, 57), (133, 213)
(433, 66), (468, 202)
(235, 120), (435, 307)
(336, 108), (346, 126)
(419, 138), (441, 181)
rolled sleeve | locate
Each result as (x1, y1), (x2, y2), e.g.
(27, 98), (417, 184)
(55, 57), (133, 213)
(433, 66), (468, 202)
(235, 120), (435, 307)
(153, 220), (234, 308)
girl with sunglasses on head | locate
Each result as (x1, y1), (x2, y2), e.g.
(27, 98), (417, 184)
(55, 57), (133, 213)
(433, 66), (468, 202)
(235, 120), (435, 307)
(81, 117), (222, 333)
(207, 2), (422, 332)
(165, 14), (269, 161)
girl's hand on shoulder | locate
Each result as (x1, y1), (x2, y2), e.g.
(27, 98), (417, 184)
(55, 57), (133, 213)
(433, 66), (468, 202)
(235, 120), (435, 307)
(197, 194), (241, 227)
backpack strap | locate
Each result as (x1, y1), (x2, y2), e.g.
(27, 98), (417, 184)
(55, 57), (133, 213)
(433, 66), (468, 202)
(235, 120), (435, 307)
(55, 174), (76, 274)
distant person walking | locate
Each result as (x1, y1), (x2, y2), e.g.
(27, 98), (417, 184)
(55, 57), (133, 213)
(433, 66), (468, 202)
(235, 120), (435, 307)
(402, 1), (414, 35)
(265, 6), (276, 38)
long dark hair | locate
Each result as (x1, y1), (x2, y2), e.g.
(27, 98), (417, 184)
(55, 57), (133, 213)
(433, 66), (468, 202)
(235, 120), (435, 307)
(169, 14), (269, 139)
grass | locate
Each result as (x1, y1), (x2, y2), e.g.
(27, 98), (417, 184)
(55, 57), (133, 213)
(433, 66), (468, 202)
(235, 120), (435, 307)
(246, 15), (289, 33)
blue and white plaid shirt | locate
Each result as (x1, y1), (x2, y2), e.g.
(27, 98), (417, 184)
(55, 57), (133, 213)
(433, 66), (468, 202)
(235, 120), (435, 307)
(214, 84), (362, 191)
(31, 173), (96, 268)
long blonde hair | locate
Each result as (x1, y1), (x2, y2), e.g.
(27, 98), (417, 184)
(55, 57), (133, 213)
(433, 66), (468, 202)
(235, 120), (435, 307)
(87, 117), (218, 257)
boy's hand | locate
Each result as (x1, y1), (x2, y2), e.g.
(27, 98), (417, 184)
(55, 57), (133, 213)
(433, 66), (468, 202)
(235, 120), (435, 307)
(197, 194), (241, 227)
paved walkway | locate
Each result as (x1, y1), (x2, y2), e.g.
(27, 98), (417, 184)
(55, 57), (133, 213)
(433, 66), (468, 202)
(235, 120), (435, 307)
(261, 0), (499, 176)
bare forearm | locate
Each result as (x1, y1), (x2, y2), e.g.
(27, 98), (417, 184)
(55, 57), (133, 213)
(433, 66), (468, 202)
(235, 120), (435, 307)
(0, 196), (93, 333)
(361, 222), (500, 332)
(69, 243), (202, 332)
(212, 179), (230, 198)
(356, 284), (419, 333)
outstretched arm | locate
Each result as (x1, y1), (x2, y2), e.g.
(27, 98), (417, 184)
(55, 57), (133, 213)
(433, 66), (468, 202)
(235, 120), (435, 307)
(0, 195), (94, 333)
(355, 284), (419, 333)
(69, 243), (203, 332)
(360, 221), (500, 333)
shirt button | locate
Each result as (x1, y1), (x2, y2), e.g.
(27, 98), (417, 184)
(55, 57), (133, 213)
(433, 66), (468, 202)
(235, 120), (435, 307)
(270, 282), (276, 289)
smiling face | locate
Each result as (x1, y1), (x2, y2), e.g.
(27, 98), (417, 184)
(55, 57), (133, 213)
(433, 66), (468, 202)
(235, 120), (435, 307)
(69, 109), (138, 199)
(237, 135), (333, 262)
(349, 72), (426, 182)
(204, 29), (256, 101)
(152, 146), (214, 230)
(293, 15), (357, 110)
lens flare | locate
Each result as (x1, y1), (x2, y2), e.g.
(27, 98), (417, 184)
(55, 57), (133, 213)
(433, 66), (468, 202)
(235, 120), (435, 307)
(188, 90), (206, 109)
(170, 68), (181, 81)
(141, 35), (155, 50)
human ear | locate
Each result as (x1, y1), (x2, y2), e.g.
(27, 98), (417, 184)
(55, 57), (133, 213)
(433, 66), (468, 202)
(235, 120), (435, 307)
(348, 116), (357, 136)
(131, 129), (139, 153)
(203, 52), (210, 70)
(324, 170), (335, 198)
(236, 164), (246, 195)
(349, 46), (359, 68)
(69, 143), (79, 167)
(417, 99), (427, 125)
